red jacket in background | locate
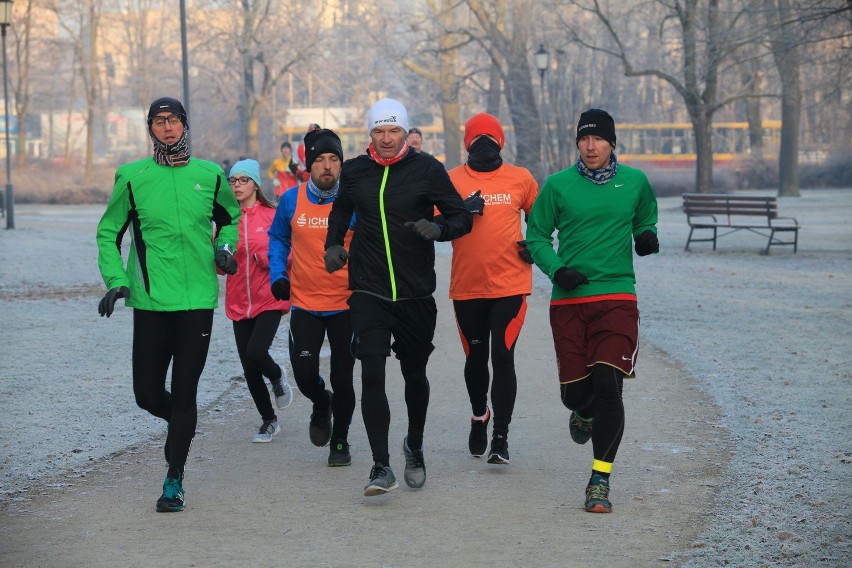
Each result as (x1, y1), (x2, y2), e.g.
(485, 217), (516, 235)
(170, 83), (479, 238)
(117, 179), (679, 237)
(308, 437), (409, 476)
(225, 203), (291, 320)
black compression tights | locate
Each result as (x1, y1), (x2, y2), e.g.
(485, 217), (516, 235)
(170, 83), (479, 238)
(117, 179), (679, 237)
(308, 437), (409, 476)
(232, 310), (283, 422)
(360, 355), (430, 465)
(132, 309), (213, 478)
(560, 363), (625, 464)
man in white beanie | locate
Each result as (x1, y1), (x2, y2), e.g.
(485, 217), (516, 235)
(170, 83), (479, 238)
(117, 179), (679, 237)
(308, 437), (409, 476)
(324, 98), (475, 497)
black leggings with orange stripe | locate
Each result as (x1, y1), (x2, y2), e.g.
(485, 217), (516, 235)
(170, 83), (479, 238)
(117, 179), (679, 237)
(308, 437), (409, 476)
(453, 295), (527, 437)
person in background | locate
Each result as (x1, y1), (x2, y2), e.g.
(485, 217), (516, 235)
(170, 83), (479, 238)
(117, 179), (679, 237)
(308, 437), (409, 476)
(96, 96), (241, 513)
(296, 123), (322, 182)
(525, 108), (659, 514)
(268, 141), (302, 197)
(446, 112), (538, 466)
(324, 98), (473, 496)
(267, 128), (357, 466)
(406, 127), (431, 157)
(223, 159), (293, 444)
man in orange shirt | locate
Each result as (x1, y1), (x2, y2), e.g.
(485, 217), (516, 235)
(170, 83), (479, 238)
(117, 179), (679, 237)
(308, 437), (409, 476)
(446, 113), (539, 464)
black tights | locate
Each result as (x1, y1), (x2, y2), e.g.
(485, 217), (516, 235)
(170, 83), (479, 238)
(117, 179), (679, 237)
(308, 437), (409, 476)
(132, 309), (213, 478)
(560, 363), (625, 465)
(232, 310), (283, 422)
(360, 355), (430, 465)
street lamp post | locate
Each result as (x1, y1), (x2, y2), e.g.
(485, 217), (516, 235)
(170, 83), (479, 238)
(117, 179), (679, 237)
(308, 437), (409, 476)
(534, 43), (550, 178)
(1, 0), (14, 229)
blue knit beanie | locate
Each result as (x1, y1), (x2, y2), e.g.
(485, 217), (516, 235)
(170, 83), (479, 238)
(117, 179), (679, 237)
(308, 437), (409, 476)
(229, 159), (262, 188)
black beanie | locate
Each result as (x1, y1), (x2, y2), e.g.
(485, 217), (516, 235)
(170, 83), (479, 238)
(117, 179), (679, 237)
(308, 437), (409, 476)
(303, 128), (343, 171)
(147, 97), (187, 126)
(576, 108), (616, 148)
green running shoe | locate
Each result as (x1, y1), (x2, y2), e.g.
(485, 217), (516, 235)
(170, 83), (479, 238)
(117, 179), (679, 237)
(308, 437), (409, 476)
(569, 411), (594, 445)
(156, 476), (185, 513)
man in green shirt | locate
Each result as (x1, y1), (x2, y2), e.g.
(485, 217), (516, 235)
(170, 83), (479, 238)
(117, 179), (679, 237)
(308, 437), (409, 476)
(526, 108), (659, 514)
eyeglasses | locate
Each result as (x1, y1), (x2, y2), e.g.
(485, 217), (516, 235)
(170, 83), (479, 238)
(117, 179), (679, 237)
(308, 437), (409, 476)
(150, 114), (182, 127)
(228, 176), (252, 186)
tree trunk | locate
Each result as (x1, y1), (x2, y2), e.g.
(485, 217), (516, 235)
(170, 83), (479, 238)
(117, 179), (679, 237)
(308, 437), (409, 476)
(690, 106), (714, 193)
(84, 2), (98, 185)
(437, 3), (461, 169)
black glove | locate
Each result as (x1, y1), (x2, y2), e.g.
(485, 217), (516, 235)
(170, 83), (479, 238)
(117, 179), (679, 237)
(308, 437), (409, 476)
(554, 267), (589, 291)
(634, 230), (659, 256)
(464, 190), (485, 216)
(271, 278), (291, 301)
(215, 244), (238, 275)
(324, 244), (350, 273)
(516, 240), (534, 264)
(288, 161), (299, 174)
(404, 219), (442, 241)
(98, 286), (130, 318)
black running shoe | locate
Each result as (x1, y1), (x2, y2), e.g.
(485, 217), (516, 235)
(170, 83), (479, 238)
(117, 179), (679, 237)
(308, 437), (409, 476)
(569, 411), (594, 445)
(364, 464), (398, 497)
(468, 406), (491, 457)
(309, 390), (333, 447)
(402, 437), (426, 489)
(584, 474), (612, 513)
(328, 439), (352, 467)
(487, 434), (510, 465)
(155, 476), (185, 513)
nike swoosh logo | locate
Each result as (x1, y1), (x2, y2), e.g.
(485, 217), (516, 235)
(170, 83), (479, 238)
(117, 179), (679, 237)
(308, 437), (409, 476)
(614, 184), (624, 188)
(202, 333), (210, 337)
(621, 355), (632, 361)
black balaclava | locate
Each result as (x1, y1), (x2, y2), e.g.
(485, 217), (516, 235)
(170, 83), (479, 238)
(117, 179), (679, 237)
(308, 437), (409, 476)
(466, 136), (503, 172)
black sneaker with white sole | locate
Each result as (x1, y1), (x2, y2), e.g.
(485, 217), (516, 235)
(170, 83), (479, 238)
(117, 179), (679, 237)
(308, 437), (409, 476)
(487, 434), (510, 464)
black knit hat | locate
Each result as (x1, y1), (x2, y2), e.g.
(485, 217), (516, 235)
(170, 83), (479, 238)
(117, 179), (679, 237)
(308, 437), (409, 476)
(303, 128), (343, 171)
(147, 97), (187, 126)
(576, 108), (616, 148)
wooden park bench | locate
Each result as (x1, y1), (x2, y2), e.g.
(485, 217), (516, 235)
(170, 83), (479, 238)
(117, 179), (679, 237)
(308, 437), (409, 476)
(682, 193), (800, 253)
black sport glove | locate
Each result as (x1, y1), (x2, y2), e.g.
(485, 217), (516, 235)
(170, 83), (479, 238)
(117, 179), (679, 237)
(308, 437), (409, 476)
(517, 240), (534, 264)
(464, 190), (485, 216)
(554, 267), (589, 291)
(634, 230), (659, 256)
(271, 278), (291, 301)
(215, 244), (238, 275)
(98, 286), (130, 318)
(404, 219), (442, 241)
(324, 245), (350, 273)
(288, 161), (299, 174)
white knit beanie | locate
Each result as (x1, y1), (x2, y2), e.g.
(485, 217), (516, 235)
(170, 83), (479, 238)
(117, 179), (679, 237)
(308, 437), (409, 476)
(367, 98), (409, 134)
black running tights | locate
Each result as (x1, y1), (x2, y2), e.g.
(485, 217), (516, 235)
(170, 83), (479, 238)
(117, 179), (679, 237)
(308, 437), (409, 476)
(560, 363), (625, 464)
(132, 309), (213, 478)
(232, 310), (283, 422)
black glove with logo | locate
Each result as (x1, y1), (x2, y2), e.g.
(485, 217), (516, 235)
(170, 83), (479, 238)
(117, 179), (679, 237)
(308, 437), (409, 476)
(215, 244), (238, 275)
(517, 240), (534, 264)
(404, 219), (442, 241)
(634, 230), (659, 256)
(324, 245), (350, 273)
(554, 267), (589, 291)
(98, 286), (130, 318)
(271, 278), (291, 301)
(464, 190), (485, 216)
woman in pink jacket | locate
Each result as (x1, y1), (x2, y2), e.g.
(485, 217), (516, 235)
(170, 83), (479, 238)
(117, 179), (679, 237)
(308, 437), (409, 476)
(225, 159), (293, 442)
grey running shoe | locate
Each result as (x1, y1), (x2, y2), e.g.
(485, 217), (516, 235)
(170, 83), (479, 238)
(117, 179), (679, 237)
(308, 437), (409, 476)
(328, 439), (352, 467)
(469, 406), (491, 457)
(487, 434), (510, 465)
(402, 437), (426, 488)
(252, 419), (281, 443)
(584, 474), (612, 513)
(309, 390), (333, 447)
(156, 476), (185, 513)
(569, 411), (594, 445)
(271, 372), (293, 410)
(364, 464), (398, 496)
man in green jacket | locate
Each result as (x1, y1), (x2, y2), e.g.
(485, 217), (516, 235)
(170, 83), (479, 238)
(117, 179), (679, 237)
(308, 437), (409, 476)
(526, 108), (659, 514)
(96, 96), (240, 513)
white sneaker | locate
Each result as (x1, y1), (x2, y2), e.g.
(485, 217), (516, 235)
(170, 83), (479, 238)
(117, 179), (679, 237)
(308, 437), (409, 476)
(252, 419), (281, 443)
(271, 372), (293, 410)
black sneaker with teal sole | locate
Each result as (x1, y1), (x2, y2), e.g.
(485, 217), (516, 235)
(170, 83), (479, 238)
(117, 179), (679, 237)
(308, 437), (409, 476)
(156, 476), (185, 512)
(364, 464), (398, 496)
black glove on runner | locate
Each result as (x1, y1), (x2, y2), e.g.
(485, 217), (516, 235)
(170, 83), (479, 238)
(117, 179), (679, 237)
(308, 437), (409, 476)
(271, 278), (291, 301)
(215, 245), (238, 275)
(634, 230), (659, 256)
(516, 240), (534, 264)
(404, 219), (442, 241)
(324, 245), (350, 273)
(98, 286), (130, 318)
(554, 267), (588, 291)
(464, 190), (485, 216)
